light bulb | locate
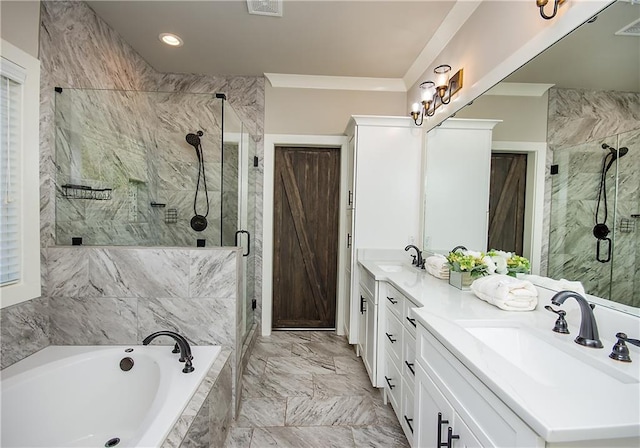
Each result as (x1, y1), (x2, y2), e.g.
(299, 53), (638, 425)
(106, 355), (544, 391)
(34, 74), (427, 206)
(159, 33), (183, 47)
(411, 103), (420, 113)
(434, 65), (451, 89)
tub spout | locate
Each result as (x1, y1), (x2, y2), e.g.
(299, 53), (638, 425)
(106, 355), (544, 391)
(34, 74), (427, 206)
(143, 331), (195, 373)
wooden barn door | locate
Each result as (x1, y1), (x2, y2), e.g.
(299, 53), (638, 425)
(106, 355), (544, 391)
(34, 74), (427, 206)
(488, 153), (527, 254)
(273, 146), (340, 329)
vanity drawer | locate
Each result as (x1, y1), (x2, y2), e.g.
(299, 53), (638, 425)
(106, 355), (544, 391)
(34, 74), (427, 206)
(384, 354), (402, 420)
(385, 284), (403, 318)
(359, 266), (376, 298)
(403, 298), (418, 337)
(401, 379), (416, 447)
(384, 312), (403, 363)
(416, 327), (542, 448)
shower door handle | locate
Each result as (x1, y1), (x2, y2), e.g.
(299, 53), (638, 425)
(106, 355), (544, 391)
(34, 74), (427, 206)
(596, 237), (611, 263)
(234, 230), (250, 257)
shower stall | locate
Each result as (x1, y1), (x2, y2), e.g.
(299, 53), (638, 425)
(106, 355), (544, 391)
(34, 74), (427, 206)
(53, 87), (257, 337)
(548, 128), (640, 308)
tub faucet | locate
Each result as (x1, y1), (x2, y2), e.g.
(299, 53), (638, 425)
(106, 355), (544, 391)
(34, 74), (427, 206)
(550, 291), (603, 349)
(143, 330), (195, 373)
(404, 245), (424, 269)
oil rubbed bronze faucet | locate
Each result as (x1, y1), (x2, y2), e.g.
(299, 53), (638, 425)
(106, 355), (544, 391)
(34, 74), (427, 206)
(143, 330), (194, 373)
(405, 245), (424, 269)
(550, 291), (603, 348)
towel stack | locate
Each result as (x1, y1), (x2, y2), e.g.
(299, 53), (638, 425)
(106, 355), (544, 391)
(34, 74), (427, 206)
(470, 274), (538, 311)
(521, 274), (585, 295)
(425, 254), (449, 280)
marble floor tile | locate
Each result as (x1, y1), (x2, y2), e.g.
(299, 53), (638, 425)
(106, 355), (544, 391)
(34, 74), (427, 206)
(292, 341), (356, 358)
(245, 357), (267, 376)
(351, 425), (410, 448)
(334, 355), (369, 375)
(224, 427), (253, 448)
(235, 397), (286, 427)
(251, 341), (293, 361)
(313, 372), (377, 398)
(265, 355), (335, 376)
(261, 330), (323, 344)
(243, 373), (313, 398)
(285, 396), (377, 426)
(372, 398), (403, 429)
(250, 426), (356, 448)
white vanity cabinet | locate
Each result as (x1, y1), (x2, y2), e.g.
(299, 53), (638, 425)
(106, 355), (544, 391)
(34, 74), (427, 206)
(344, 116), (422, 345)
(382, 283), (421, 446)
(414, 323), (544, 448)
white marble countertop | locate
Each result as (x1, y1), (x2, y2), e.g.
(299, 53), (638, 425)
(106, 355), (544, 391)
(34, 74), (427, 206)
(359, 259), (640, 443)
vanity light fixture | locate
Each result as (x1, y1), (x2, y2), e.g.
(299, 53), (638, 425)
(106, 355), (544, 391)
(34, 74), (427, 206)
(159, 33), (183, 47)
(536, 0), (566, 20)
(410, 66), (463, 126)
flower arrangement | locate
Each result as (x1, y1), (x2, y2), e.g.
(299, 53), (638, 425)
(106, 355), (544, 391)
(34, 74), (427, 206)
(447, 248), (530, 278)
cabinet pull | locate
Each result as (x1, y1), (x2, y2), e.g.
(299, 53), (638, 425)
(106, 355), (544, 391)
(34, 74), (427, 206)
(437, 412), (449, 447)
(404, 360), (415, 375)
(406, 317), (417, 328)
(348, 190), (353, 206)
(347, 233), (352, 248)
(384, 376), (396, 390)
(360, 296), (366, 314)
(387, 296), (398, 305)
(447, 427), (460, 447)
(404, 416), (414, 434)
(385, 333), (397, 343)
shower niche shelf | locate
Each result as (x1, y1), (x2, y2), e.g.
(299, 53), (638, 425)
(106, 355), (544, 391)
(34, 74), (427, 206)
(61, 184), (112, 200)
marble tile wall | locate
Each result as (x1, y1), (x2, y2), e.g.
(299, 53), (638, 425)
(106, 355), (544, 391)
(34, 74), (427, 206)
(545, 88), (640, 307)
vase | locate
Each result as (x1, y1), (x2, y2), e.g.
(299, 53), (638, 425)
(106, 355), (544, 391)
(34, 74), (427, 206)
(449, 270), (474, 290)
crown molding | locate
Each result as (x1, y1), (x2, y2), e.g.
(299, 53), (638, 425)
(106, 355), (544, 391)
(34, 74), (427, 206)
(264, 73), (406, 92)
(484, 82), (555, 97)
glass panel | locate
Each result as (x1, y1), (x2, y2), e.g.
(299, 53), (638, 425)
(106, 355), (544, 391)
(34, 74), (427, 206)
(549, 128), (640, 307)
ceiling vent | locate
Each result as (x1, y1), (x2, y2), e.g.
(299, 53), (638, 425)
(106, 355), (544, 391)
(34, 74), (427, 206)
(247, 0), (283, 17)
(615, 18), (640, 36)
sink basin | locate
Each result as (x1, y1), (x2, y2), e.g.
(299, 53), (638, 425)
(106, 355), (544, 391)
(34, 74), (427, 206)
(377, 264), (404, 273)
(458, 321), (638, 387)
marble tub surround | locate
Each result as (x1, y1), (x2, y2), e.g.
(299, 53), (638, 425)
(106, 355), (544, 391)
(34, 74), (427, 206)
(225, 330), (409, 448)
(0, 297), (49, 369)
(45, 246), (244, 415)
(162, 348), (233, 448)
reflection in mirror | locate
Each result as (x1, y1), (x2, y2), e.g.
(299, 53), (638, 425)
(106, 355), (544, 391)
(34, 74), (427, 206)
(447, 0), (639, 309)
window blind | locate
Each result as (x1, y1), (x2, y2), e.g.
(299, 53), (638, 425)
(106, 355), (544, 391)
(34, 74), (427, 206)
(0, 59), (24, 286)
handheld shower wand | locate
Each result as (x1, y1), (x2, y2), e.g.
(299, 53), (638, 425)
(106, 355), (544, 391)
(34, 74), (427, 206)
(185, 131), (209, 232)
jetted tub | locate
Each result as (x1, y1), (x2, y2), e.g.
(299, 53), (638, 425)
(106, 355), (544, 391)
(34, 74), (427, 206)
(1, 344), (221, 448)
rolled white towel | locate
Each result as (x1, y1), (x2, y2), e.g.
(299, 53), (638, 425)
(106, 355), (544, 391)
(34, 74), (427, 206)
(522, 274), (585, 296)
(425, 255), (449, 279)
(426, 263), (449, 280)
(470, 274), (538, 311)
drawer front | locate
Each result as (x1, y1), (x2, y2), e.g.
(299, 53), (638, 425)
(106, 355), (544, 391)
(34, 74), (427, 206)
(417, 327), (542, 448)
(384, 284), (403, 318)
(401, 379), (416, 447)
(403, 298), (418, 337)
(403, 330), (416, 389)
(384, 312), (403, 363)
(359, 265), (376, 298)
(384, 353), (402, 418)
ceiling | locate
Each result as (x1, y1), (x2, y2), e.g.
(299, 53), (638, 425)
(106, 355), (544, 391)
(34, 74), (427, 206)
(86, 0), (455, 78)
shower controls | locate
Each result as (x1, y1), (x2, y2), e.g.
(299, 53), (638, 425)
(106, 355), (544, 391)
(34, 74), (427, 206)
(186, 131), (210, 232)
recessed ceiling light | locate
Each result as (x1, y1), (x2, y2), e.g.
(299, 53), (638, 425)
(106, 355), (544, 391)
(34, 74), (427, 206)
(159, 33), (183, 47)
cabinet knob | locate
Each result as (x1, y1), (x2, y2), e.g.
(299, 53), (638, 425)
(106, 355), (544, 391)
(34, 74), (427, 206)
(385, 332), (397, 343)
(384, 376), (396, 389)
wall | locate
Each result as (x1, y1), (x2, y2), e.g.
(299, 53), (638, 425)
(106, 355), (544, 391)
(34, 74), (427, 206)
(0, 1), (40, 57)
(546, 88), (640, 307)
(265, 84), (407, 134)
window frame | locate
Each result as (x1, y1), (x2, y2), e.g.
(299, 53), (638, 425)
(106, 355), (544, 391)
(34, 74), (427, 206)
(0, 39), (41, 308)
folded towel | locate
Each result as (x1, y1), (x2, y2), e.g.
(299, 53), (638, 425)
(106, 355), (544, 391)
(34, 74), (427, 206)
(470, 274), (538, 311)
(522, 274), (585, 295)
(425, 254), (449, 279)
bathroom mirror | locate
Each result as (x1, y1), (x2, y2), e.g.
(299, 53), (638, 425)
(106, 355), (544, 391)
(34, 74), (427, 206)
(425, 0), (639, 310)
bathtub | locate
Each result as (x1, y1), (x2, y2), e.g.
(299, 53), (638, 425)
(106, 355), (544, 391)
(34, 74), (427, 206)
(1, 344), (221, 448)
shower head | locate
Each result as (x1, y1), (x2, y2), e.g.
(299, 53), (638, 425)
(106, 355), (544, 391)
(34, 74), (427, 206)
(604, 145), (629, 173)
(185, 131), (203, 149)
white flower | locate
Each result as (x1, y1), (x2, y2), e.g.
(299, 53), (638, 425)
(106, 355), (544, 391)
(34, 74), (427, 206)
(482, 256), (497, 274)
(466, 250), (483, 259)
(493, 256), (508, 274)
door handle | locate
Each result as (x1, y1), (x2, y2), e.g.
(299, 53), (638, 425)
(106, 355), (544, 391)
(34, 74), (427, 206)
(234, 230), (250, 257)
(437, 412), (449, 447)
